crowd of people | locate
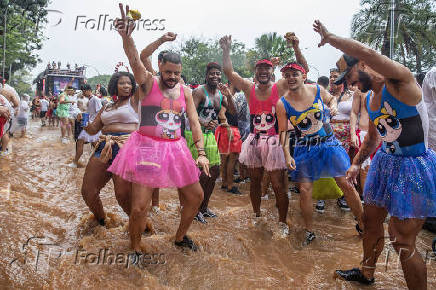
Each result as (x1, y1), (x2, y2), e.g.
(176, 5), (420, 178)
(1, 4), (435, 288)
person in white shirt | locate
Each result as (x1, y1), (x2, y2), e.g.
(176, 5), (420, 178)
(16, 94), (29, 137)
(70, 84), (102, 167)
(39, 96), (49, 126)
(422, 66), (436, 151)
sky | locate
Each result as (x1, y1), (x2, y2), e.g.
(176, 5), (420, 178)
(31, 0), (362, 82)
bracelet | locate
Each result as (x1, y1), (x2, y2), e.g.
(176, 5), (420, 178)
(197, 147), (205, 152)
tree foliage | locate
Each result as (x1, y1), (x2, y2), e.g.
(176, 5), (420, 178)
(352, 0), (436, 72)
(0, 0), (49, 75)
(86, 74), (112, 91)
(9, 69), (33, 96)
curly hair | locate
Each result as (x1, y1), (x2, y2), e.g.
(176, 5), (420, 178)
(107, 72), (136, 97)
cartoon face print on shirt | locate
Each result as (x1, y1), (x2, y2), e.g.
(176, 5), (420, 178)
(374, 102), (403, 154)
(155, 98), (183, 139)
(289, 100), (324, 137)
(199, 107), (217, 125)
(374, 102), (402, 142)
(252, 106), (277, 135)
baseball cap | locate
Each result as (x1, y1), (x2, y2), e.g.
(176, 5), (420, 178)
(255, 59), (273, 67)
(334, 54), (359, 85)
(280, 62), (306, 74)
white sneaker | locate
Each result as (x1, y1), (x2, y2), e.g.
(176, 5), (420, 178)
(261, 194), (269, 200)
(278, 222), (290, 237)
(152, 206), (160, 213)
(61, 138), (68, 144)
(67, 162), (77, 168)
(287, 191), (292, 199)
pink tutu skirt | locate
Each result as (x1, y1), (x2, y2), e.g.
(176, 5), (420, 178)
(239, 133), (287, 171)
(108, 131), (200, 188)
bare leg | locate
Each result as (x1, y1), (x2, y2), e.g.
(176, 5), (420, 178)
(220, 154), (229, 187)
(112, 175), (132, 215)
(129, 183), (153, 252)
(261, 171), (271, 197)
(152, 188), (159, 207)
(226, 153), (238, 189)
(359, 166), (369, 197)
(60, 118), (67, 138)
(81, 157), (112, 222)
(388, 217), (426, 290)
(73, 139), (84, 165)
(248, 167), (264, 216)
(334, 176), (364, 228)
(298, 182), (314, 231)
(1, 134), (9, 152)
(199, 165), (220, 213)
(360, 204), (388, 279)
(176, 182), (204, 241)
(269, 169), (289, 223)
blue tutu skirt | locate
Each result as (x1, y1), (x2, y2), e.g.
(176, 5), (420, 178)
(364, 149), (436, 219)
(291, 136), (350, 182)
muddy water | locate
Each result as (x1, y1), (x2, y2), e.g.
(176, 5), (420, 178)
(0, 120), (435, 289)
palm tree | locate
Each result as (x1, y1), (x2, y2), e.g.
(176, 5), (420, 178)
(246, 32), (295, 72)
(351, 0), (435, 72)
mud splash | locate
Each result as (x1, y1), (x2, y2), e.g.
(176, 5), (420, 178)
(1, 120), (435, 289)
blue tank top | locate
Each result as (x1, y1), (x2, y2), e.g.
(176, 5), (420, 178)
(366, 86), (427, 156)
(281, 85), (333, 140)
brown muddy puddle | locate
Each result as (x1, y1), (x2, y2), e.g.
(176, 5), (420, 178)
(1, 120), (435, 289)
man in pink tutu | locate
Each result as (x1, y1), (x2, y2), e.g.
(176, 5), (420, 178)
(111, 4), (210, 252)
(220, 36), (291, 236)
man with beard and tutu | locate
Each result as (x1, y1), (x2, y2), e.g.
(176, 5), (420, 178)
(109, 4), (210, 252)
(313, 20), (436, 288)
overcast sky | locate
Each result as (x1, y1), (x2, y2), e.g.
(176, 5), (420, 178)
(32, 0), (362, 82)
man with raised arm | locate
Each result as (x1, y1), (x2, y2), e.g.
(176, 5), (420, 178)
(111, 4), (210, 252)
(314, 20), (436, 288)
(220, 35), (291, 236)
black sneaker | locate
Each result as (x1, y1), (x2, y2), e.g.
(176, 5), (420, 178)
(194, 212), (207, 224)
(315, 200), (325, 213)
(228, 186), (242, 195)
(202, 208), (217, 218)
(175, 235), (198, 251)
(337, 196), (350, 211)
(98, 218), (105, 226)
(355, 224), (363, 236)
(221, 185), (228, 190)
(304, 230), (316, 245)
(334, 268), (375, 285)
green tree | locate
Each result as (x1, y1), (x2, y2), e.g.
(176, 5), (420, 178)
(177, 37), (251, 84)
(86, 74), (112, 91)
(9, 69), (32, 96)
(351, 0), (436, 72)
(246, 32), (295, 73)
(0, 0), (49, 75)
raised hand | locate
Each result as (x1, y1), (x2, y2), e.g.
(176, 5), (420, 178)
(219, 35), (232, 51)
(114, 3), (136, 37)
(271, 57), (281, 67)
(284, 32), (299, 47)
(313, 20), (331, 47)
(217, 83), (231, 97)
(160, 32), (177, 42)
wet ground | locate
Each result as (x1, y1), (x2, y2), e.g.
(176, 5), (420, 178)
(1, 119), (435, 289)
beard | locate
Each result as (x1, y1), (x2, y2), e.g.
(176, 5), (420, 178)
(257, 75), (271, 85)
(358, 70), (372, 92)
(161, 75), (178, 89)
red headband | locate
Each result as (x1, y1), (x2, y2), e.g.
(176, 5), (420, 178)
(280, 63), (306, 74)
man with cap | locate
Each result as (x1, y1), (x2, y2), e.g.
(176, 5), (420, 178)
(275, 61), (364, 245)
(314, 20), (436, 288)
(220, 35), (293, 236)
(185, 62), (236, 223)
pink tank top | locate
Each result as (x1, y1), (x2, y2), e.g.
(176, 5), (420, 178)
(249, 84), (279, 135)
(138, 79), (186, 140)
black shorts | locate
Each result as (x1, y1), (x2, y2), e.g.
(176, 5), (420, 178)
(74, 120), (84, 141)
(40, 111), (47, 118)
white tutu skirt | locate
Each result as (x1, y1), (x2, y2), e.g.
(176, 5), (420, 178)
(78, 130), (101, 143)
